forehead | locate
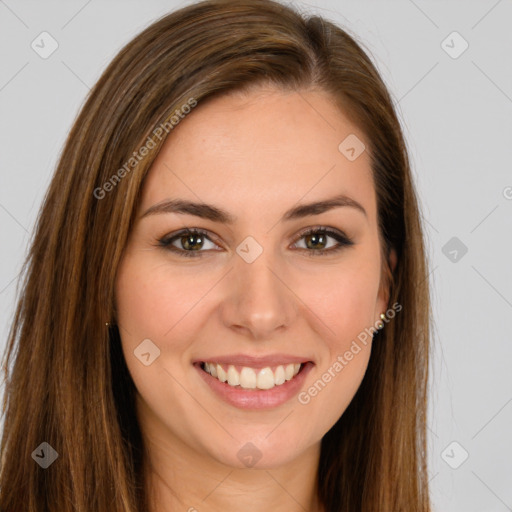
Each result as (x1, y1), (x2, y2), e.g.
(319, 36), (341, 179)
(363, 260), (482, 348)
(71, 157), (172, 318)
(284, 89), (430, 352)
(140, 87), (377, 223)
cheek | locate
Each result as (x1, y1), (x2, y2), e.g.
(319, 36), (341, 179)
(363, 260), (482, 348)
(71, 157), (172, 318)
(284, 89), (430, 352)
(291, 256), (378, 424)
(115, 254), (210, 343)
(297, 255), (381, 343)
(114, 256), (212, 435)
(296, 281), (374, 434)
(114, 253), (222, 401)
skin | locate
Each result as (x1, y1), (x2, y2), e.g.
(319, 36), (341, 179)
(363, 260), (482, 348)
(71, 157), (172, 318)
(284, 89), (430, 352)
(115, 86), (396, 512)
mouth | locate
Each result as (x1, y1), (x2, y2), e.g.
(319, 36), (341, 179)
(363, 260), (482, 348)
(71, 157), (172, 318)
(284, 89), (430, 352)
(193, 354), (315, 409)
(198, 361), (305, 390)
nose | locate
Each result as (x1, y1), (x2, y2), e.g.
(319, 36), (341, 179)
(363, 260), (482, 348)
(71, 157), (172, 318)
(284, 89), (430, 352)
(220, 251), (298, 340)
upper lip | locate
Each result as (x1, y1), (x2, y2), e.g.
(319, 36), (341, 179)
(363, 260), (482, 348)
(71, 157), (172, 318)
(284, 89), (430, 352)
(193, 353), (313, 369)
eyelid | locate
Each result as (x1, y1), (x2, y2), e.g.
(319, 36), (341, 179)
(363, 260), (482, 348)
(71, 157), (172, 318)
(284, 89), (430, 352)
(156, 225), (354, 257)
(158, 227), (223, 251)
(292, 226), (351, 243)
(290, 226), (354, 255)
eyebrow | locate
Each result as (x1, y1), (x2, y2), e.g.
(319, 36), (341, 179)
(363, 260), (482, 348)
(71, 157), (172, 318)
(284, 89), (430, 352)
(140, 193), (367, 223)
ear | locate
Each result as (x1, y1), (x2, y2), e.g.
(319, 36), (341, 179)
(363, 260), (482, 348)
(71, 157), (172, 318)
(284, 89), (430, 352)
(375, 247), (397, 321)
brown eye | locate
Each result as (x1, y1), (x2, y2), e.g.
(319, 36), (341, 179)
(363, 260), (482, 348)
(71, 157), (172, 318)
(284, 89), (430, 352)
(293, 227), (354, 256)
(180, 232), (205, 251)
(158, 229), (219, 257)
(157, 226), (354, 259)
(303, 232), (328, 250)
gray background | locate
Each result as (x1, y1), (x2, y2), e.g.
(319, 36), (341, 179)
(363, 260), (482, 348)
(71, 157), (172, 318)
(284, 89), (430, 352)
(1, 1), (511, 510)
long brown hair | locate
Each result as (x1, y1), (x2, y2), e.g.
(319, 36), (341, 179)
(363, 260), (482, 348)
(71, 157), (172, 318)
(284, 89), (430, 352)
(0, 1), (431, 510)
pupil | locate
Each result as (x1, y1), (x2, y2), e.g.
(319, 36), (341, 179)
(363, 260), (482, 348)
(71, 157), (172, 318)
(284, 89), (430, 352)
(307, 233), (326, 249)
(183, 234), (203, 250)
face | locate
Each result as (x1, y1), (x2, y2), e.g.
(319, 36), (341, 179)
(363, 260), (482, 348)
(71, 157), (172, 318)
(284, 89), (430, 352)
(114, 86), (392, 470)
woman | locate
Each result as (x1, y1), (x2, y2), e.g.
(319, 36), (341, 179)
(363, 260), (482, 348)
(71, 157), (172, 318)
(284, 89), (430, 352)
(0, 0), (431, 510)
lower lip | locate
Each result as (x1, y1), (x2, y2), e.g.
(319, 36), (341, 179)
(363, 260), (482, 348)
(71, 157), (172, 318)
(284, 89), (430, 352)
(195, 362), (314, 410)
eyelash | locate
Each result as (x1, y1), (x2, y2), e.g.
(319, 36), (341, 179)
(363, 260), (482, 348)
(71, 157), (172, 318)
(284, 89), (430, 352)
(156, 226), (354, 258)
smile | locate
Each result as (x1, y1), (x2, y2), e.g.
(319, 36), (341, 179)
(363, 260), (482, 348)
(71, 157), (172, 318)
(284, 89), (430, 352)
(201, 362), (302, 390)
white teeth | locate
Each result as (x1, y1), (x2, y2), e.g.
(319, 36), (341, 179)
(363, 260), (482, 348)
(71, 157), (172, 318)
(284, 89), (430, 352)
(203, 362), (302, 389)
(284, 363), (295, 381)
(274, 365), (285, 385)
(216, 364), (227, 382)
(239, 367), (257, 389)
(209, 363), (217, 378)
(227, 365), (240, 386)
(257, 367), (275, 390)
